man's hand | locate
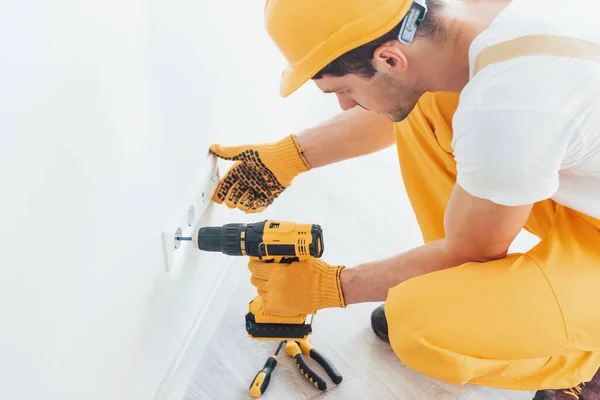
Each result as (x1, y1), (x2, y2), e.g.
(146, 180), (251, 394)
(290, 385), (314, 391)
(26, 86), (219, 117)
(248, 258), (346, 316)
(210, 134), (310, 213)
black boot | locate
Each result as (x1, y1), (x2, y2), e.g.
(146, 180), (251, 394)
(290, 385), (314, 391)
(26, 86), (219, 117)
(533, 366), (600, 400)
(370, 304), (390, 343)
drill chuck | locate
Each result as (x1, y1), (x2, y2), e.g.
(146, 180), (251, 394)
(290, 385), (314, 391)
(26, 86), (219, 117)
(197, 223), (245, 256)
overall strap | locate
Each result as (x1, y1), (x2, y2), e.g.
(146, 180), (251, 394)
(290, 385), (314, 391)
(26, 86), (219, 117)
(474, 34), (600, 75)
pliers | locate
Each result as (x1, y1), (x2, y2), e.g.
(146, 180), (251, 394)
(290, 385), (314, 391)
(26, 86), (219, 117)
(284, 338), (343, 391)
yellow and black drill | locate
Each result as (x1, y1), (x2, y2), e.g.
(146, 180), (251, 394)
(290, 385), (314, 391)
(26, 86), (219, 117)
(183, 220), (342, 397)
(195, 220), (324, 341)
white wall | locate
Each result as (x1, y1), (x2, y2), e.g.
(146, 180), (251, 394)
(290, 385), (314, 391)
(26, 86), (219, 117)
(0, 1), (340, 400)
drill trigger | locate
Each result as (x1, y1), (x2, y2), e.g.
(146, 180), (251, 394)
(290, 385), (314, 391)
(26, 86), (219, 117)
(279, 256), (299, 264)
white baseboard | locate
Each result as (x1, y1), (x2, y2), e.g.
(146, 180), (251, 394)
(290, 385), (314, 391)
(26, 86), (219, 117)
(153, 257), (244, 400)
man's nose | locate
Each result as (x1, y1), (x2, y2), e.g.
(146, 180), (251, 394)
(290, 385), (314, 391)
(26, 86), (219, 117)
(336, 94), (358, 111)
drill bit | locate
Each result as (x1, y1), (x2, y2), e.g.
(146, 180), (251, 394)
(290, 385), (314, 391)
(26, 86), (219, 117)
(176, 236), (193, 241)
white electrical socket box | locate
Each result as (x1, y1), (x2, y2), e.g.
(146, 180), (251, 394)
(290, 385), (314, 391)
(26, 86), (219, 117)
(161, 155), (220, 273)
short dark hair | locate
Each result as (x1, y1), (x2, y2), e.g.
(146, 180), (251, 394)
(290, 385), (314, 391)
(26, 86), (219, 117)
(313, 1), (442, 80)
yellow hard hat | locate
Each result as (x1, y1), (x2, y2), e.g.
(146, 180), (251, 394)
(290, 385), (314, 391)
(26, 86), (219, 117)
(265, 0), (417, 97)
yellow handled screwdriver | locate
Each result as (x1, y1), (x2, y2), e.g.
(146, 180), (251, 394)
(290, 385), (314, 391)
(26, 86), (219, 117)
(249, 341), (285, 398)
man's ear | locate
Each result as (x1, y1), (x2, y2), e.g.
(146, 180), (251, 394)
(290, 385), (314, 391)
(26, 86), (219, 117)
(372, 42), (408, 72)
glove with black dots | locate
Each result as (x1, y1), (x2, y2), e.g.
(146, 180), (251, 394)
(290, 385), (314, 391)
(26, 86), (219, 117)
(209, 134), (311, 213)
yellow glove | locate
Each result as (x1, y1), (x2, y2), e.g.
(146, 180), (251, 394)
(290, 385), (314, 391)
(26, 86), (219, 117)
(248, 258), (346, 316)
(209, 134), (311, 213)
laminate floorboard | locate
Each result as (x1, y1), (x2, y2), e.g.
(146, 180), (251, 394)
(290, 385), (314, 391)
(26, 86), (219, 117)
(184, 147), (539, 400)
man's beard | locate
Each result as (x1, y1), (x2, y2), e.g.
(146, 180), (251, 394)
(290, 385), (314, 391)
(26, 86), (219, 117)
(377, 74), (422, 123)
(387, 95), (421, 122)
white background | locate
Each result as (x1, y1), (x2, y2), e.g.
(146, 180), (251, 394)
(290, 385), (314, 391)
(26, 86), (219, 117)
(0, 1), (539, 399)
(0, 1), (341, 399)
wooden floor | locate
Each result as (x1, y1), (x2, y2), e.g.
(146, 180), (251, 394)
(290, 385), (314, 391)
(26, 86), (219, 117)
(182, 146), (539, 400)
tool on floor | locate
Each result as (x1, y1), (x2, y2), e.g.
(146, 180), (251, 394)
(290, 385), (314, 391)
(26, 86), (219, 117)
(285, 338), (343, 390)
(249, 338), (343, 398)
(249, 341), (285, 398)
(181, 220), (324, 341)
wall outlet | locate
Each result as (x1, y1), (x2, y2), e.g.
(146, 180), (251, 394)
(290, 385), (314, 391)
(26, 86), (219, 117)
(161, 156), (220, 273)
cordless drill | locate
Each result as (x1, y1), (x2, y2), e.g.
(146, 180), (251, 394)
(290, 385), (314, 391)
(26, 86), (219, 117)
(195, 220), (324, 341)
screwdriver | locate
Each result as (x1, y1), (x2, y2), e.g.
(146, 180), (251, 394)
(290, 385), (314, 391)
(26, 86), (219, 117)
(249, 341), (285, 398)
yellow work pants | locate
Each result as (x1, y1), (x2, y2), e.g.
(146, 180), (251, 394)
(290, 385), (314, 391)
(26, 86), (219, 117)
(385, 92), (600, 390)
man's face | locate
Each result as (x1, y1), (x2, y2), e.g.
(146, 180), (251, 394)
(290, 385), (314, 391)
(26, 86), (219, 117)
(313, 71), (422, 122)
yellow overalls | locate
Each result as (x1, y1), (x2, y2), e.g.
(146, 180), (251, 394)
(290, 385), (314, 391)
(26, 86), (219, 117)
(385, 91), (600, 390)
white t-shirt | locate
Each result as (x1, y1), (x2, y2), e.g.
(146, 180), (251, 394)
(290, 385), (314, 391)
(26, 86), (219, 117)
(452, 0), (600, 220)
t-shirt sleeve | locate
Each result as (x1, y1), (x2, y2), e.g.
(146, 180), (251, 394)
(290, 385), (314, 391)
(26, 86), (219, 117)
(452, 107), (576, 206)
